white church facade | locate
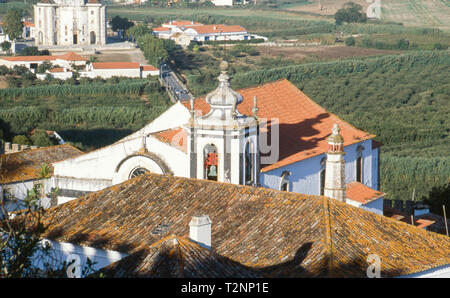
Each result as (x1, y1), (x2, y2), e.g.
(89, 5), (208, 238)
(34, 0), (107, 47)
(51, 62), (382, 213)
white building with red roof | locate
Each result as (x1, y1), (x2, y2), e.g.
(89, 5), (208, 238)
(81, 62), (159, 79)
(152, 21), (265, 46)
(51, 62), (382, 216)
(0, 51), (88, 72)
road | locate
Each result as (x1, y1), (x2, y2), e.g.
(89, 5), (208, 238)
(160, 64), (191, 102)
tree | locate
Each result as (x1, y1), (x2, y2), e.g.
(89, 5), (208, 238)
(12, 135), (31, 145)
(37, 61), (53, 74)
(20, 46), (40, 56)
(137, 34), (171, 66)
(335, 2), (367, 25)
(0, 41), (11, 52)
(422, 183), (450, 218)
(111, 16), (134, 38)
(126, 23), (150, 41)
(0, 176), (98, 277)
(345, 36), (356, 46)
(2, 10), (24, 41)
(30, 131), (55, 147)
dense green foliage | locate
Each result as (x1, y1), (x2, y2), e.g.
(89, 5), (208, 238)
(2, 9), (23, 41)
(0, 79), (170, 150)
(334, 2), (367, 25)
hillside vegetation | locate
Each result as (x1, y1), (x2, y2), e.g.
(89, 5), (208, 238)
(0, 78), (171, 150)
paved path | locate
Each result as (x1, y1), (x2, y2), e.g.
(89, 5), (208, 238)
(160, 64), (191, 102)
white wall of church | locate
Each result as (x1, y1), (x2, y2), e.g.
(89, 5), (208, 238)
(53, 134), (189, 203)
(261, 139), (377, 195)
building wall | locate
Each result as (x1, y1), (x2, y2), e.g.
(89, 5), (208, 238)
(0, 178), (52, 215)
(212, 0), (233, 6)
(91, 68), (141, 79)
(33, 239), (127, 276)
(52, 135), (189, 204)
(34, 2), (106, 47)
(261, 139), (377, 195)
(361, 197), (383, 215)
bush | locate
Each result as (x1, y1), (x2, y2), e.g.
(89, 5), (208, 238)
(345, 36), (356, 46)
(12, 135), (31, 145)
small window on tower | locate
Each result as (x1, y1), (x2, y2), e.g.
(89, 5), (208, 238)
(356, 145), (364, 183)
(280, 171), (291, 192)
(91, 10), (94, 15)
(320, 157), (326, 196)
(204, 144), (218, 182)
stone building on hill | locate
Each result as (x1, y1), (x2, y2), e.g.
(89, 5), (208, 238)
(34, 0), (107, 47)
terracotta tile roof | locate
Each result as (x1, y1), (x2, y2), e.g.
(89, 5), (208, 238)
(87, 0), (101, 3)
(0, 52), (87, 62)
(92, 62), (140, 69)
(0, 55), (57, 62)
(23, 21), (35, 27)
(163, 21), (203, 27)
(100, 235), (263, 278)
(346, 182), (385, 205)
(57, 52), (88, 62)
(34, 173), (450, 277)
(141, 65), (158, 71)
(185, 24), (247, 34)
(150, 128), (187, 153)
(0, 145), (82, 184)
(183, 79), (375, 172)
(49, 67), (65, 73)
(152, 27), (170, 32)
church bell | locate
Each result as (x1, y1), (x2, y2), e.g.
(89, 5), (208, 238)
(208, 165), (217, 177)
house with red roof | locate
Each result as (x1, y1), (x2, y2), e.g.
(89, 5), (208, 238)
(0, 52), (88, 72)
(51, 62), (382, 217)
(152, 20), (266, 46)
(81, 61), (159, 79)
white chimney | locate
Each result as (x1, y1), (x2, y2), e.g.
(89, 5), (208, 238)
(189, 215), (212, 249)
(213, 26), (217, 30)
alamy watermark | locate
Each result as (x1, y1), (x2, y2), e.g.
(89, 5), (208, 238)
(367, 254), (381, 278)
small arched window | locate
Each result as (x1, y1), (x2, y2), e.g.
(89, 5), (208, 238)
(320, 157), (326, 196)
(280, 171), (291, 192)
(244, 141), (254, 185)
(204, 144), (218, 181)
(356, 145), (364, 183)
(129, 167), (149, 179)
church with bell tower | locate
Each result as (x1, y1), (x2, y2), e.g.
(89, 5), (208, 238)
(34, 0), (107, 47)
(50, 61), (383, 215)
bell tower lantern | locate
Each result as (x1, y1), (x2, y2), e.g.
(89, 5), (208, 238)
(185, 61), (260, 185)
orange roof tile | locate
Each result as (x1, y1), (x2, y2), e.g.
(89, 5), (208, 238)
(92, 62), (140, 69)
(57, 52), (88, 61)
(346, 181), (385, 204)
(164, 21), (203, 27)
(0, 52), (87, 62)
(0, 55), (57, 62)
(183, 79), (375, 172)
(141, 65), (158, 71)
(185, 24), (247, 34)
(151, 128), (187, 153)
(27, 173), (450, 277)
(100, 235), (263, 278)
(152, 27), (170, 32)
(0, 145), (82, 184)
(23, 21), (35, 27)
(49, 67), (65, 73)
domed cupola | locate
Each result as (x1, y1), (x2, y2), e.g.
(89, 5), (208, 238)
(200, 61), (244, 123)
(206, 61), (243, 108)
